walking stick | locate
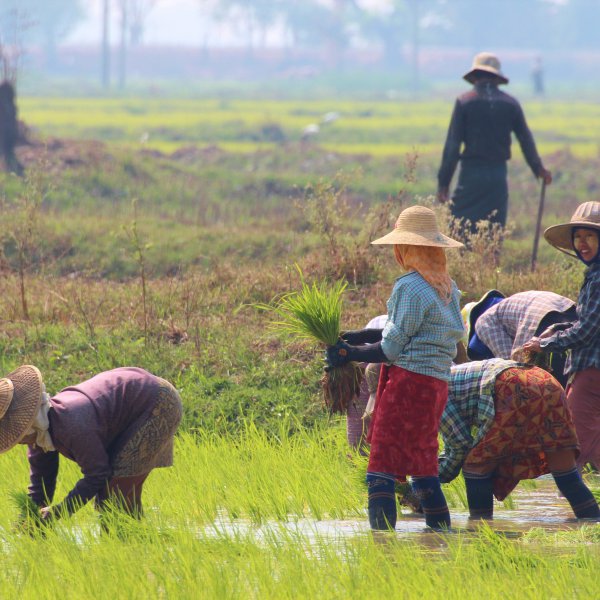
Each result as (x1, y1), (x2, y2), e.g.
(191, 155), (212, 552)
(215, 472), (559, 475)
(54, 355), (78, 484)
(531, 179), (547, 272)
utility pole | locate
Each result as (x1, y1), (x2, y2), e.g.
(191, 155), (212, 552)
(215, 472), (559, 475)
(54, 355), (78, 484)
(101, 0), (110, 89)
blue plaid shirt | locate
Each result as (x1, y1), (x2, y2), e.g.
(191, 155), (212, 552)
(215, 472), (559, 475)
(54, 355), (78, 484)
(475, 291), (575, 359)
(438, 359), (517, 483)
(381, 272), (464, 382)
(540, 262), (600, 374)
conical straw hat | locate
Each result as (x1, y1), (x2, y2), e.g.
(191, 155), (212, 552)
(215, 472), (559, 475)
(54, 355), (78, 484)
(0, 365), (44, 454)
(544, 201), (600, 257)
(372, 205), (463, 248)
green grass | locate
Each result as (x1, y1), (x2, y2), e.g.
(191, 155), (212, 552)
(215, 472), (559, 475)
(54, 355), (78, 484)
(20, 97), (600, 157)
(1, 429), (599, 599)
(1, 95), (600, 597)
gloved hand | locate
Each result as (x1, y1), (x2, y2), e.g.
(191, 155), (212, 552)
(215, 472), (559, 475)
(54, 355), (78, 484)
(326, 339), (388, 369)
(340, 328), (383, 345)
(326, 340), (354, 368)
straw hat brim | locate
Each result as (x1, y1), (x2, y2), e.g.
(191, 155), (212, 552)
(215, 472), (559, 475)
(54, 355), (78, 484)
(544, 221), (600, 257)
(371, 229), (463, 248)
(0, 378), (14, 420)
(463, 68), (509, 85)
(0, 365), (43, 454)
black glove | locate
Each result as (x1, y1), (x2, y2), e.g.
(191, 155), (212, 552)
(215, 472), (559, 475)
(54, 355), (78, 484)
(340, 328), (384, 345)
(326, 339), (387, 368)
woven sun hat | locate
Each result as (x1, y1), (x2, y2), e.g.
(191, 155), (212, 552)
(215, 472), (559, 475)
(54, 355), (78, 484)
(0, 365), (44, 454)
(544, 201), (600, 257)
(372, 205), (463, 248)
(463, 52), (509, 84)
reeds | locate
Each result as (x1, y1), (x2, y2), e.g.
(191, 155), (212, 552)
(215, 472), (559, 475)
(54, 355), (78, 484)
(258, 268), (362, 414)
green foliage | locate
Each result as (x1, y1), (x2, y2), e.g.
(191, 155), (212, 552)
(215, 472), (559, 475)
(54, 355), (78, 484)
(260, 267), (346, 346)
(0, 96), (599, 598)
(0, 433), (600, 598)
(10, 490), (42, 522)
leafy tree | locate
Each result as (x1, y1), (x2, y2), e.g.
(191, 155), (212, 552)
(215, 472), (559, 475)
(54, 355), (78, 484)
(0, 0), (85, 69)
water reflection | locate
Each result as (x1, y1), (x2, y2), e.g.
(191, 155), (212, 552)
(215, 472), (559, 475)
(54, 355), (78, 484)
(202, 477), (599, 553)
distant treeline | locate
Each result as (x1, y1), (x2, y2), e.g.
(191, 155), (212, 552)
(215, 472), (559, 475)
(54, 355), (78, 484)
(2, 0), (600, 89)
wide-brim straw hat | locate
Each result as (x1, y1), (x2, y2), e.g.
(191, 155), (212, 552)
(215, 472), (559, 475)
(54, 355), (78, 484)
(463, 52), (509, 85)
(372, 205), (463, 248)
(0, 365), (44, 454)
(544, 201), (600, 257)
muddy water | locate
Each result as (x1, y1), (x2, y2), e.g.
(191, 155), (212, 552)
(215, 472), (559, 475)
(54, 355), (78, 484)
(206, 475), (599, 550)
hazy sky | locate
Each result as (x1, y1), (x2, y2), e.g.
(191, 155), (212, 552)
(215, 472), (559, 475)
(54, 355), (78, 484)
(68, 0), (210, 46)
(66, 0), (392, 47)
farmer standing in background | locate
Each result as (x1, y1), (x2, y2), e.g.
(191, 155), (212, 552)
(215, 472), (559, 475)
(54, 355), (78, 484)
(437, 52), (552, 237)
(0, 365), (182, 528)
(326, 206), (464, 531)
(524, 202), (600, 472)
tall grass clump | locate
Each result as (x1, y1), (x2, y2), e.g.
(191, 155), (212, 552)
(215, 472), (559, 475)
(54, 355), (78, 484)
(258, 268), (361, 414)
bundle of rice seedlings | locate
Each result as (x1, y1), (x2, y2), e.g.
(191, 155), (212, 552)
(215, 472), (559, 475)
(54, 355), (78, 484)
(10, 491), (45, 534)
(258, 269), (362, 414)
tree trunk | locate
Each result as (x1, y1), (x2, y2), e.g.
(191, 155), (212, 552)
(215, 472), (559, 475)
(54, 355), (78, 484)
(102, 0), (110, 89)
(118, 1), (128, 90)
(0, 81), (23, 175)
(410, 0), (420, 95)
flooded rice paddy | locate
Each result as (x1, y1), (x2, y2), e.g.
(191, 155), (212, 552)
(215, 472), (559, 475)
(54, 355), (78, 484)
(204, 475), (600, 553)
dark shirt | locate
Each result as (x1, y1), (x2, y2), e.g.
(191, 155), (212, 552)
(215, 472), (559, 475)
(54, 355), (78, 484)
(541, 262), (600, 375)
(438, 82), (543, 189)
(28, 367), (160, 512)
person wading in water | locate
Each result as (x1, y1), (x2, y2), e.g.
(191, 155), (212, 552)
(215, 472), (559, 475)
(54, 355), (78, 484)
(326, 206), (464, 531)
(439, 358), (600, 521)
(524, 202), (600, 474)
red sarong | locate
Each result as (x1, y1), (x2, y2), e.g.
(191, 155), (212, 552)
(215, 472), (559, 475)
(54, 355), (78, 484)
(463, 367), (580, 500)
(367, 365), (448, 479)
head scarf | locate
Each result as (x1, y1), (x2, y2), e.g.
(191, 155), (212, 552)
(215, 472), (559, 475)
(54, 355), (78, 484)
(572, 227), (600, 266)
(394, 244), (453, 304)
(23, 390), (55, 453)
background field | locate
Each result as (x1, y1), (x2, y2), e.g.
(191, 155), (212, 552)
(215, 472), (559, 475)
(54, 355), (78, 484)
(2, 96), (600, 598)
(20, 97), (600, 157)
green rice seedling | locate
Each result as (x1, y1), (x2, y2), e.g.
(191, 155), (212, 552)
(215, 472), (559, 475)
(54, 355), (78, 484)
(2, 433), (600, 598)
(10, 491), (46, 536)
(257, 268), (361, 414)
